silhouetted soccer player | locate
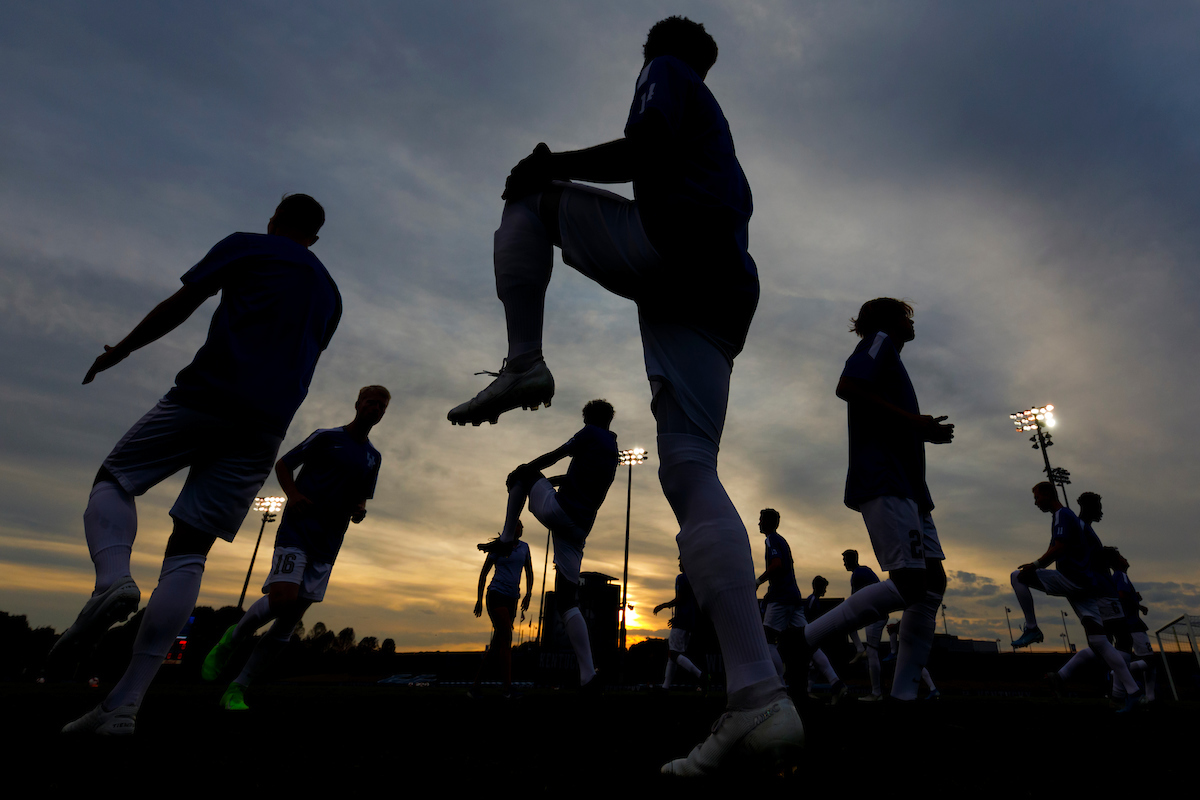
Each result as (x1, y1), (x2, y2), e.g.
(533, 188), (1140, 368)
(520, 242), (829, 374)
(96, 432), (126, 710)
(480, 399), (618, 690)
(786, 299), (953, 702)
(447, 16), (799, 775)
(801, 576), (847, 701)
(470, 519), (533, 699)
(56, 194), (341, 734)
(1012, 483), (1142, 711)
(201, 386), (389, 710)
(842, 550), (888, 701)
(653, 557), (704, 690)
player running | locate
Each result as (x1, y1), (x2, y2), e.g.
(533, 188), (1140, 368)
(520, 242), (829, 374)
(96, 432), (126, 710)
(841, 550), (888, 701)
(653, 558), (705, 690)
(470, 519), (534, 699)
(201, 386), (389, 710)
(1012, 483), (1143, 711)
(448, 16), (800, 775)
(480, 400), (618, 690)
(57, 195), (341, 734)
(784, 298), (953, 702)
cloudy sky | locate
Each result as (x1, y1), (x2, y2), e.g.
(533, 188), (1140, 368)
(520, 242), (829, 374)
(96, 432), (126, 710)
(2, 1), (1197, 653)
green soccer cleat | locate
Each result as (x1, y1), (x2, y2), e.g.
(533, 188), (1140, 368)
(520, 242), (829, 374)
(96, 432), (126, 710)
(219, 681), (250, 711)
(202, 624), (238, 681)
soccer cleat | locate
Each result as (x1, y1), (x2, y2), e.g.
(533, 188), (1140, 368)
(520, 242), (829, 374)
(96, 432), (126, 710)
(661, 696), (804, 778)
(62, 703), (137, 735)
(219, 681), (250, 711)
(830, 680), (848, 705)
(923, 689), (941, 701)
(1011, 626), (1044, 649)
(477, 538), (515, 557)
(201, 625), (238, 682)
(447, 360), (554, 426)
(1116, 688), (1145, 714)
(48, 577), (141, 667)
(849, 649), (867, 666)
(858, 693), (884, 702)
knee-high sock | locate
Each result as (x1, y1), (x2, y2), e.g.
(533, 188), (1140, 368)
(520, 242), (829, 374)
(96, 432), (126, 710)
(1088, 635), (1140, 694)
(235, 613), (297, 687)
(805, 580), (905, 648)
(561, 607), (595, 685)
(658, 434), (780, 708)
(499, 484), (528, 543)
(811, 648), (839, 684)
(1010, 570), (1038, 629)
(84, 480), (137, 594)
(675, 653), (702, 679)
(850, 629), (865, 653)
(892, 592), (940, 701)
(1058, 646), (1095, 679)
(922, 668), (935, 691)
(867, 648), (882, 694)
(494, 196), (552, 361)
(234, 595), (275, 642)
(104, 554), (205, 710)
(663, 658), (677, 689)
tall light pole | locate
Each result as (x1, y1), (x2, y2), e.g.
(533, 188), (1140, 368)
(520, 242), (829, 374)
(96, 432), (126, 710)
(1009, 405), (1072, 509)
(238, 496), (285, 610)
(1004, 606), (1015, 651)
(1060, 609), (1073, 653)
(617, 447), (649, 681)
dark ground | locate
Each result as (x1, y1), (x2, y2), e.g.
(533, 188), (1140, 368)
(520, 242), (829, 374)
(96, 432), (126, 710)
(9, 677), (1193, 797)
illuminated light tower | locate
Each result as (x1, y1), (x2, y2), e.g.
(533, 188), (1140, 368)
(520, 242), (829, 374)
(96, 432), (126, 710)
(617, 447), (649, 683)
(1008, 405), (1072, 510)
(238, 496), (285, 609)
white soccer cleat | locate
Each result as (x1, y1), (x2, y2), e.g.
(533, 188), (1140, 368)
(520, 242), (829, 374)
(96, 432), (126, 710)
(62, 703), (137, 735)
(48, 577), (141, 665)
(447, 360), (554, 426)
(661, 696), (804, 778)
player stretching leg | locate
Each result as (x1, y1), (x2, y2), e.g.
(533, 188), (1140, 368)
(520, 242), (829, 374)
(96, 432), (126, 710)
(842, 550), (887, 701)
(800, 577), (847, 700)
(1014, 483), (1143, 711)
(58, 195), (341, 734)
(202, 386), (388, 709)
(654, 557), (704, 690)
(448, 17), (799, 774)
(783, 299), (954, 702)
(481, 400), (618, 690)
(471, 519), (533, 699)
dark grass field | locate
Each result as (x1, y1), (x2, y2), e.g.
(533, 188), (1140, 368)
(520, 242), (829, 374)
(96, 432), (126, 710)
(9, 679), (1193, 796)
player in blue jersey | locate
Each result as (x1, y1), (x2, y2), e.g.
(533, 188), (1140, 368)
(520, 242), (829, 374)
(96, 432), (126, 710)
(842, 549), (888, 701)
(654, 558), (705, 690)
(1104, 544), (1156, 702)
(784, 299), (953, 703)
(479, 400), (618, 690)
(450, 17), (799, 775)
(58, 195), (341, 734)
(471, 519), (534, 699)
(201, 385), (389, 710)
(801, 576), (847, 701)
(1012, 483), (1143, 711)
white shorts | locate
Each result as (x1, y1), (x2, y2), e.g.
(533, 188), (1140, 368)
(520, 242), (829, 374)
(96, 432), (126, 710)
(103, 399), (283, 541)
(528, 478), (588, 584)
(668, 627), (692, 653)
(763, 602), (807, 633)
(262, 546), (333, 602)
(1032, 570), (1123, 625)
(557, 183), (732, 442)
(859, 496), (944, 571)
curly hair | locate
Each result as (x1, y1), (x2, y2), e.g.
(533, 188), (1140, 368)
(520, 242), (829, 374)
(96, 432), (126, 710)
(643, 16), (718, 76)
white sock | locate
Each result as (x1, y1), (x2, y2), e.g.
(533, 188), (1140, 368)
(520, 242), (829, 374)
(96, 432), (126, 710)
(663, 659), (677, 689)
(1010, 570), (1038, 629)
(805, 580), (905, 648)
(850, 629), (865, 654)
(1088, 634), (1139, 694)
(676, 653), (702, 679)
(811, 648), (839, 684)
(922, 668), (935, 691)
(499, 485), (527, 543)
(234, 595), (275, 642)
(892, 592), (940, 701)
(658, 434), (780, 707)
(561, 607), (595, 685)
(494, 197), (551, 361)
(1058, 647), (1094, 679)
(104, 554), (205, 710)
(868, 648), (882, 694)
(84, 480), (137, 594)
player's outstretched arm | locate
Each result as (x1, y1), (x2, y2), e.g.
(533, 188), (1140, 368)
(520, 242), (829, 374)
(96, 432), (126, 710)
(503, 140), (636, 200)
(653, 598), (677, 615)
(83, 284), (210, 384)
(475, 555), (495, 618)
(275, 459), (314, 510)
(1019, 542), (1066, 571)
(836, 376), (954, 444)
(522, 551), (534, 614)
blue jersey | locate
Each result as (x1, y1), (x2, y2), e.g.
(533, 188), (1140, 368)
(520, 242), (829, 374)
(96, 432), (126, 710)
(555, 425), (618, 532)
(1111, 570), (1148, 632)
(275, 427), (381, 564)
(1048, 509), (1116, 598)
(763, 532), (802, 605)
(624, 55), (759, 359)
(841, 332), (933, 512)
(487, 540), (530, 599)
(166, 233), (342, 437)
(672, 572), (698, 631)
(850, 565), (880, 594)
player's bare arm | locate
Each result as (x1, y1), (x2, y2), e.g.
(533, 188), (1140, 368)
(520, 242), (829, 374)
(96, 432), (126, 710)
(83, 284), (210, 384)
(522, 551), (534, 613)
(654, 597), (677, 615)
(503, 139), (637, 201)
(1019, 541), (1067, 571)
(755, 557), (783, 588)
(836, 375), (955, 444)
(275, 458), (314, 510)
(475, 554), (495, 617)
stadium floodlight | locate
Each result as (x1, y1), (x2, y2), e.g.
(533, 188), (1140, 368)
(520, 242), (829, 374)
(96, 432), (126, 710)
(238, 496), (287, 609)
(1061, 610), (1073, 653)
(1007, 404), (1071, 510)
(617, 447), (650, 683)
